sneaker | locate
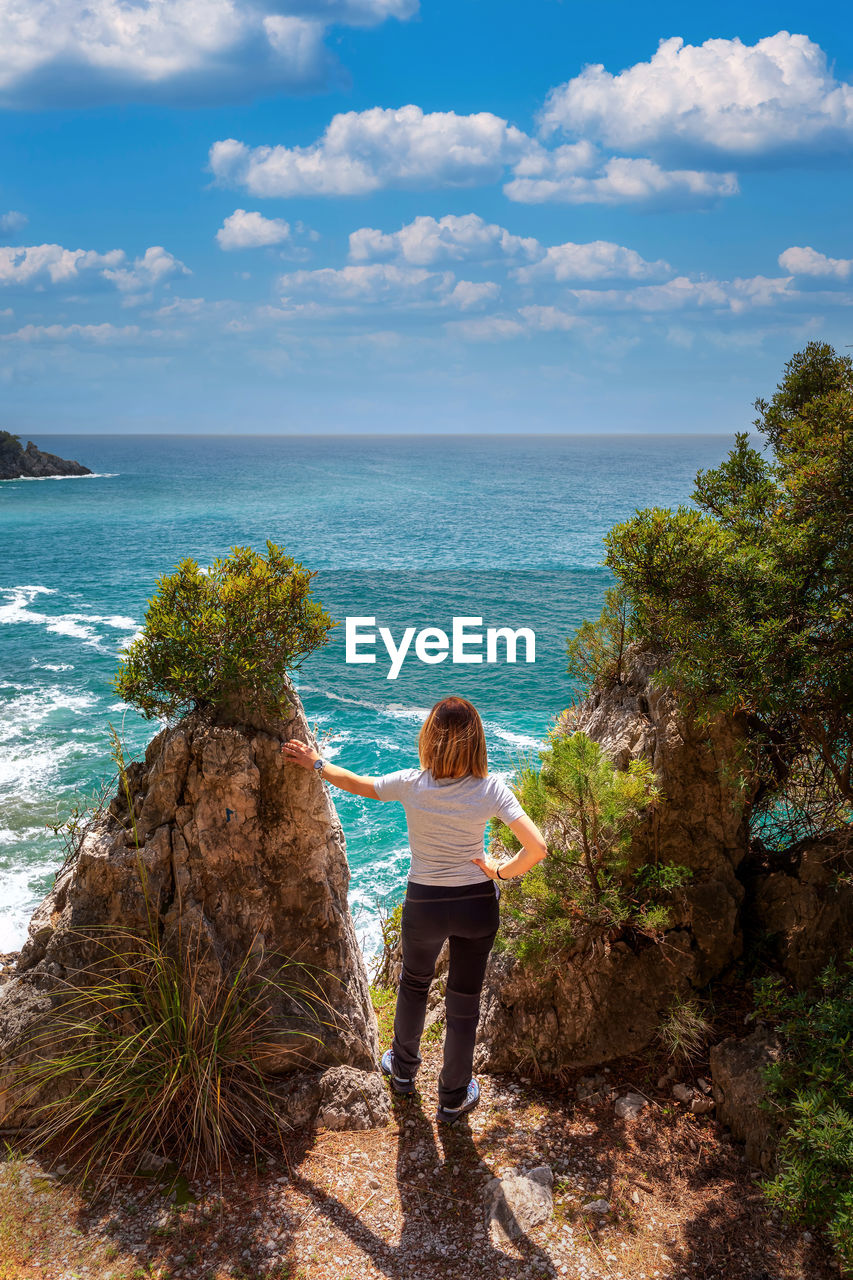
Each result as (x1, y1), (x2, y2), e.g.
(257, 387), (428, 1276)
(436, 1078), (480, 1124)
(381, 1048), (416, 1096)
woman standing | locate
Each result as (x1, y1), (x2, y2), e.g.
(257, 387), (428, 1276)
(282, 696), (547, 1123)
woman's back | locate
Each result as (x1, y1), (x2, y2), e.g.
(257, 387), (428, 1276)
(374, 768), (522, 885)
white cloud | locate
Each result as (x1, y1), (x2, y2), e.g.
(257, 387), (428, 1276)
(0, 243), (124, 284)
(568, 274), (796, 313)
(540, 32), (853, 160)
(210, 106), (531, 196)
(442, 280), (500, 310)
(349, 213), (540, 265)
(276, 260), (501, 313)
(778, 245), (853, 279)
(0, 242), (186, 293)
(0, 210), (27, 235)
(517, 306), (585, 332)
(444, 315), (526, 341)
(217, 209), (292, 250)
(0, 0), (417, 106)
(102, 246), (189, 292)
(506, 154), (737, 206)
(515, 239), (669, 283)
(1, 322), (144, 344)
(279, 262), (451, 302)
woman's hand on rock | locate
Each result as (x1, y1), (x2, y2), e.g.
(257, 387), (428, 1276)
(471, 855), (503, 882)
(281, 739), (319, 769)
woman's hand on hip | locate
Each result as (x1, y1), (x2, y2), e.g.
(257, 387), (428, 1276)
(281, 739), (319, 769)
(471, 855), (503, 882)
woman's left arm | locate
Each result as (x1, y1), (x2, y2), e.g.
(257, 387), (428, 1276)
(281, 739), (379, 799)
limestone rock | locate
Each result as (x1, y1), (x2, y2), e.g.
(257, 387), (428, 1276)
(476, 645), (758, 1075)
(0, 684), (380, 1129)
(484, 1165), (554, 1242)
(743, 831), (853, 989)
(315, 1066), (391, 1131)
(614, 1091), (648, 1119)
(710, 1027), (784, 1170)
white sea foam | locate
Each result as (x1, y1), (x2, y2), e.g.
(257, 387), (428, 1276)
(1, 472), (119, 481)
(32, 662), (74, 672)
(0, 687), (97, 743)
(0, 739), (88, 791)
(0, 866), (43, 951)
(0, 585), (138, 651)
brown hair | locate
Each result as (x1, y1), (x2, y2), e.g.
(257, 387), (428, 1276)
(418, 696), (488, 780)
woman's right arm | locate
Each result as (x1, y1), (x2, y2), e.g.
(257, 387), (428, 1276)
(281, 740), (379, 799)
(472, 813), (548, 882)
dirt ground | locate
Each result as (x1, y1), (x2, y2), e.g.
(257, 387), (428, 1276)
(0, 1025), (840, 1280)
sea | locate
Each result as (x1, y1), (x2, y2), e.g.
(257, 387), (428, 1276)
(0, 433), (738, 958)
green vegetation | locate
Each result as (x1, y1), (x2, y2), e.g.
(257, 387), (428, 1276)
(655, 994), (713, 1062)
(571, 341), (853, 846)
(754, 954), (853, 1270)
(491, 729), (688, 965)
(115, 541), (335, 721)
(16, 728), (334, 1184)
(16, 923), (333, 1184)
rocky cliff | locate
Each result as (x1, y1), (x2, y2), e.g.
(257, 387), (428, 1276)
(475, 646), (760, 1075)
(0, 686), (382, 1129)
(0, 431), (92, 479)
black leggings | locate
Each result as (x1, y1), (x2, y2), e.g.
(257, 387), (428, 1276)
(392, 880), (500, 1109)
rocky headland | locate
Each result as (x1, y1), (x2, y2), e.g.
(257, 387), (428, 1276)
(0, 430), (92, 479)
(0, 648), (851, 1278)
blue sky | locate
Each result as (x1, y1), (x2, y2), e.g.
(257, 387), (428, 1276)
(0, 0), (851, 434)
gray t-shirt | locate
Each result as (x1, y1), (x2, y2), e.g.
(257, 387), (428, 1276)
(374, 768), (525, 886)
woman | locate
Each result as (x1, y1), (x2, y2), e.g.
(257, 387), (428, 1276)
(282, 696), (547, 1124)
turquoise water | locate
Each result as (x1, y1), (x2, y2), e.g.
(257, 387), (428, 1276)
(0, 433), (736, 954)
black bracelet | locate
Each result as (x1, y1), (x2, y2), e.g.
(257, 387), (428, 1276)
(496, 865), (505, 880)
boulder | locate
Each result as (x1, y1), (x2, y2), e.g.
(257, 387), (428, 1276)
(0, 684), (381, 1129)
(710, 1027), (784, 1171)
(476, 646), (757, 1074)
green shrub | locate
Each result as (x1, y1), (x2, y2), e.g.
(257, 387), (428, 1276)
(569, 341), (853, 844)
(492, 730), (666, 965)
(16, 925), (335, 1183)
(115, 541), (334, 720)
(754, 955), (853, 1270)
(656, 995), (713, 1062)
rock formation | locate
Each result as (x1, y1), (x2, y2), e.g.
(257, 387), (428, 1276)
(476, 646), (759, 1075)
(0, 431), (92, 479)
(710, 1027), (784, 1171)
(742, 830), (853, 989)
(0, 686), (384, 1130)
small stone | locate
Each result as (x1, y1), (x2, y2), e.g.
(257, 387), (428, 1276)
(485, 1165), (554, 1242)
(631, 1190), (640, 1204)
(582, 1199), (610, 1214)
(656, 1076), (669, 1090)
(614, 1091), (648, 1119)
(697, 1077), (712, 1094)
(689, 1096), (715, 1115)
(672, 1083), (694, 1104)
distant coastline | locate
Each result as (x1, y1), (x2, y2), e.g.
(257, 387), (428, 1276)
(0, 431), (92, 480)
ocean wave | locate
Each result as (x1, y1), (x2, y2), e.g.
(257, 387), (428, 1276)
(0, 866), (44, 950)
(1, 472), (119, 482)
(0, 585), (138, 651)
(0, 686), (97, 743)
(300, 684), (430, 724)
(0, 739), (92, 791)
